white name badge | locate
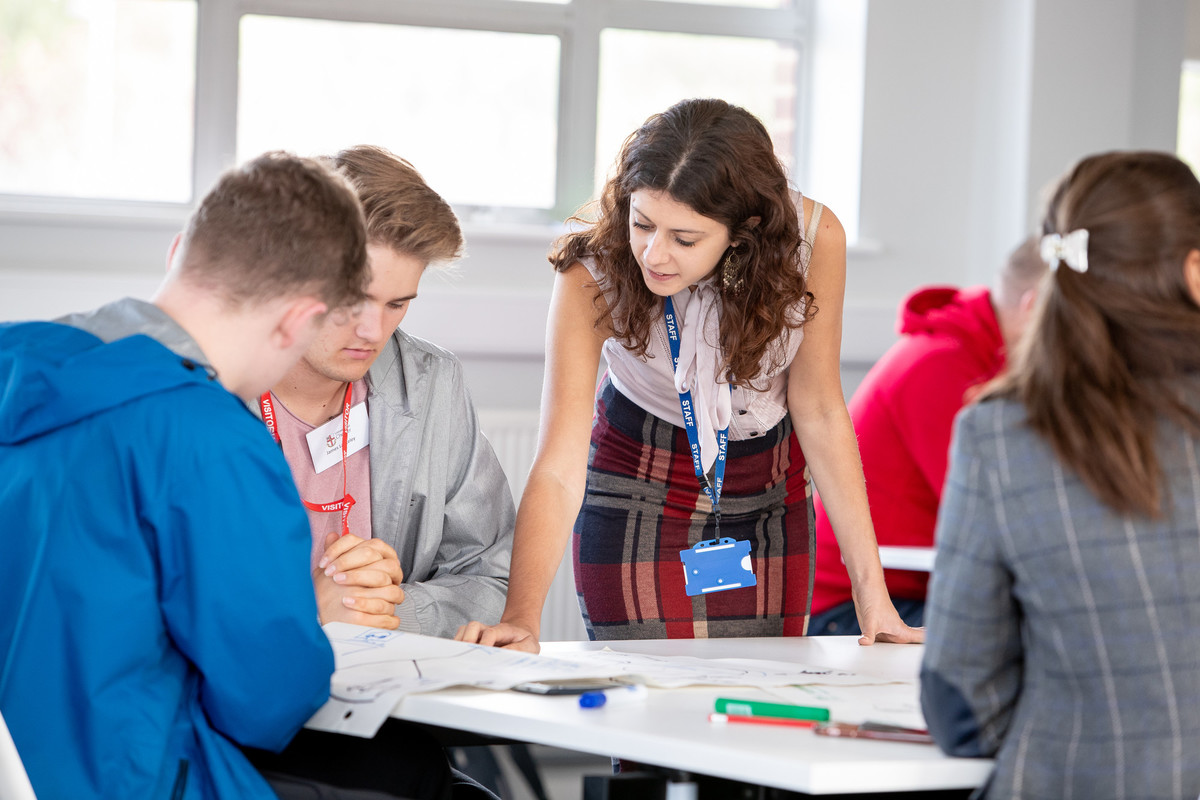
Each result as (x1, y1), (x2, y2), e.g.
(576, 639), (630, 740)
(306, 402), (370, 474)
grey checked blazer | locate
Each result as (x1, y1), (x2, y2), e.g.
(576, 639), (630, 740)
(920, 391), (1200, 800)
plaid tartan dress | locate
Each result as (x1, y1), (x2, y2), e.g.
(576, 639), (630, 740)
(573, 378), (814, 639)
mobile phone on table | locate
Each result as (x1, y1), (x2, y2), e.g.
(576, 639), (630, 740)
(814, 721), (934, 744)
(511, 678), (627, 695)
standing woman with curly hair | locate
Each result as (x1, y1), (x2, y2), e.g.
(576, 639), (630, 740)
(921, 151), (1200, 798)
(458, 98), (921, 651)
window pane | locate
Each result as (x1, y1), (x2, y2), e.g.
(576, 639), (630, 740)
(0, 0), (196, 202)
(650, 0), (791, 6)
(1178, 61), (1200, 176)
(239, 16), (561, 211)
(595, 30), (797, 197)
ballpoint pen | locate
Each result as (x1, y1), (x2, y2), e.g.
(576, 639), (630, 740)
(708, 712), (819, 729)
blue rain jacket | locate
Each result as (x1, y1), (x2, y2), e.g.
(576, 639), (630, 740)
(0, 321), (334, 799)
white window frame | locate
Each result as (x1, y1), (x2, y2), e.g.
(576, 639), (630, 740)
(0, 0), (823, 229)
(209, 0), (818, 223)
(0, 0), (883, 247)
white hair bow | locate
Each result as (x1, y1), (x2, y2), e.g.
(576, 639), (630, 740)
(1040, 229), (1089, 273)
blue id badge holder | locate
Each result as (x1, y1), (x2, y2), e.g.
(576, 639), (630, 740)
(681, 537), (757, 596)
(663, 297), (756, 597)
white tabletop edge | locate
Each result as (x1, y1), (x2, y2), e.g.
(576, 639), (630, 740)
(877, 545), (937, 572)
(387, 636), (993, 795)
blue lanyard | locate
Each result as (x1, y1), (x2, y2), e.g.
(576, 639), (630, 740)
(663, 296), (729, 517)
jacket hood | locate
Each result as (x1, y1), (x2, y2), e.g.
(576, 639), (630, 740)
(0, 321), (215, 445)
(897, 285), (1003, 365)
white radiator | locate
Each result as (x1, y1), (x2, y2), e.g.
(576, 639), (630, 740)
(477, 410), (588, 643)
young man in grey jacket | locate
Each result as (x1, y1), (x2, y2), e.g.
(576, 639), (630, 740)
(261, 144), (514, 637)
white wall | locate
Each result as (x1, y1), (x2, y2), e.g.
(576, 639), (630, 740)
(844, 0), (1184, 382)
(0, 0), (1189, 410)
(1190, 0), (1200, 59)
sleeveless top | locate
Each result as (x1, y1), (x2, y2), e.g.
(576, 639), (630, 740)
(585, 194), (824, 470)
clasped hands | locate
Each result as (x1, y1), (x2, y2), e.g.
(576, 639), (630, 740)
(313, 531), (405, 629)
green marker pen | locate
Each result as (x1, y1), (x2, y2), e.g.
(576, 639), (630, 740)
(713, 697), (831, 722)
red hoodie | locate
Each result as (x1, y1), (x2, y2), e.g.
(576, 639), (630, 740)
(811, 285), (1005, 615)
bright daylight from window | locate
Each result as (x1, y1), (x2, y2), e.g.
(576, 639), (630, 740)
(0, 0), (196, 203)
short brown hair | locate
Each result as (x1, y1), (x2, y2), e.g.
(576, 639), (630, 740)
(994, 235), (1047, 311)
(179, 151), (369, 311)
(330, 145), (463, 265)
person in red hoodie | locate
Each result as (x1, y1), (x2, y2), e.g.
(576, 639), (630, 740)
(809, 237), (1045, 635)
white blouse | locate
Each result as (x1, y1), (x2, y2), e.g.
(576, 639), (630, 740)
(586, 194), (824, 471)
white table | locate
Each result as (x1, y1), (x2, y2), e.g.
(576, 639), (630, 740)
(877, 545), (937, 572)
(391, 637), (992, 796)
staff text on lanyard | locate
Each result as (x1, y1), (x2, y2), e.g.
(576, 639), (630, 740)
(663, 296), (730, 532)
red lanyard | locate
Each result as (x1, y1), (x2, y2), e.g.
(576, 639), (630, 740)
(260, 383), (355, 537)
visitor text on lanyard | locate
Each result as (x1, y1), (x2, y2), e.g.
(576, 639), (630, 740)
(260, 384), (356, 537)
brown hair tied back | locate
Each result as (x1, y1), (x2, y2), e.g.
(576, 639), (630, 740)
(551, 98), (814, 388)
(989, 151), (1200, 516)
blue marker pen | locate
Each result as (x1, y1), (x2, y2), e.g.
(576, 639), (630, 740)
(578, 684), (648, 709)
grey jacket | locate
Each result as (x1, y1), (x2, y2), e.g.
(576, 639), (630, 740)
(57, 298), (210, 366)
(363, 329), (514, 636)
(921, 392), (1200, 800)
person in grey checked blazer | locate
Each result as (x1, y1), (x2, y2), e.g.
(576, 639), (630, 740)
(920, 151), (1200, 800)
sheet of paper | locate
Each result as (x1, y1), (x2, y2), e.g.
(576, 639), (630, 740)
(761, 682), (926, 730)
(554, 649), (868, 688)
(309, 624), (628, 735)
(308, 624), (905, 737)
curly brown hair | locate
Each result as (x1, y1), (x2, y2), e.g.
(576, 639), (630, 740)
(550, 98), (814, 387)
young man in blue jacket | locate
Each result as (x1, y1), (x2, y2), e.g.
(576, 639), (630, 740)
(0, 152), (372, 799)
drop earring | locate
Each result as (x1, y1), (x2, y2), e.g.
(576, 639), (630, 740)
(722, 247), (744, 294)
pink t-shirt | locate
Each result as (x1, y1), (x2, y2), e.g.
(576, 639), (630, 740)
(269, 380), (373, 570)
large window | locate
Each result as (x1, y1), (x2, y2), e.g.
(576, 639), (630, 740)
(238, 15), (561, 213)
(0, 0), (196, 203)
(1179, 60), (1200, 175)
(594, 30), (798, 188)
(0, 0), (864, 233)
